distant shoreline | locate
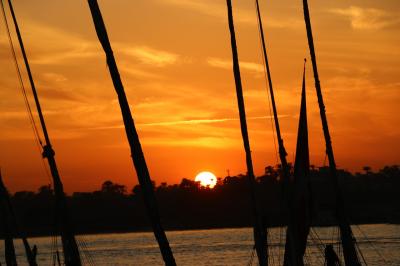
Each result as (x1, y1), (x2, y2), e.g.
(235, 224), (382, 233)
(5, 166), (399, 240)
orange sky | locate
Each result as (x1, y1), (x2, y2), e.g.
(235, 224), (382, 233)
(0, 0), (399, 193)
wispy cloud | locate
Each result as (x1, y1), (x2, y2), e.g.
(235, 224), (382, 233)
(207, 57), (264, 73)
(118, 61), (164, 79)
(42, 73), (68, 82)
(30, 44), (98, 64)
(142, 136), (237, 148)
(329, 6), (400, 30)
(120, 46), (180, 67)
(142, 116), (270, 126)
(157, 0), (301, 29)
(16, 21), (182, 68)
(37, 87), (81, 102)
(14, 21), (98, 65)
(157, 0), (255, 24)
(83, 115), (289, 130)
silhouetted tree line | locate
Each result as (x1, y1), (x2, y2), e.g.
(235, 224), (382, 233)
(3, 165), (400, 237)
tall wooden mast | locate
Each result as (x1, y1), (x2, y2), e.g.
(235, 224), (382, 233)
(86, 1), (176, 265)
(0, 171), (17, 266)
(254, 0), (290, 183)
(6, 0), (82, 265)
(254, 1), (297, 264)
(225, 0), (268, 265)
(302, 1), (361, 265)
(0, 170), (37, 266)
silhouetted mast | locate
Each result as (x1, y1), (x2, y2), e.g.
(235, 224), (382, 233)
(254, 0), (290, 183)
(0, 170), (37, 266)
(302, 1), (361, 265)
(0, 209), (17, 266)
(225, 0), (268, 265)
(284, 61), (311, 266)
(6, 0), (81, 265)
(0, 171), (17, 266)
(254, 1), (296, 264)
(86, 1), (176, 265)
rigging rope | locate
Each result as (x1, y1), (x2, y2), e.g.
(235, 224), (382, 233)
(1, 4), (61, 265)
(1, 2), (93, 264)
(51, 235), (58, 266)
(0, 0), (43, 148)
(308, 229), (326, 264)
(252, 2), (286, 265)
(253, 0), (279, 166)
(355, 240), (367, 266)
(247, 245), (256, 266)
(77, 235), (96, 266)
(1, 5), (58, 263)
(310, 228), (325, 254)
(337, 226), (342, 260)
(0, 0), (53, 186)
(354, 224), (386, 264)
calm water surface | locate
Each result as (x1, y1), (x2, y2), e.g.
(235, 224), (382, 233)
(1, 224), (399, 265)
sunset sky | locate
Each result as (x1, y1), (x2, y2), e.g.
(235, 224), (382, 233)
(0, 0), (399, 193)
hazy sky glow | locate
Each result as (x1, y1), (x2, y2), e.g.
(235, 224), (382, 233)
(0, 0), (399, 193)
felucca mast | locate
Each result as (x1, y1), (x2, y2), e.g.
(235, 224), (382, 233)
(302, 0), (361, 265)
(86, 1), (176, 265)
(0, 205), (17, 266)
(0, 170), (37, 266)
(254, 0), (290, 182)
(226, 1), (268, 265)
(6, 0), (82, 265)
(254, 1), (297, 264)
(0, 171), (17, 266)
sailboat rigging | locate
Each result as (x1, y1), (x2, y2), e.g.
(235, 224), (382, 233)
(2, 0), (82, 264)
(253, 1), (301, 265)
(225, 0), (268, 265)
(0, 0), (375, 265)
(86, 1), (176, 265)
(302, 0), (362, 265)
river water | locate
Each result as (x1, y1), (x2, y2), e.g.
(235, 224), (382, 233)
(1, 224), (399, 265)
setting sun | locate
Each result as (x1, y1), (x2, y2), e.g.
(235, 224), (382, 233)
(195, 171), (217, 188)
